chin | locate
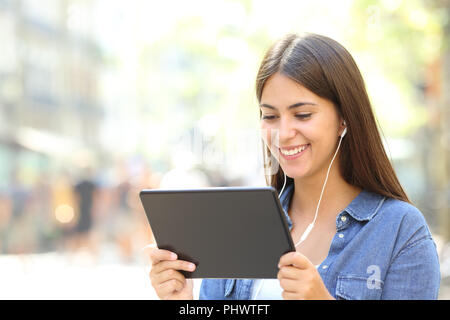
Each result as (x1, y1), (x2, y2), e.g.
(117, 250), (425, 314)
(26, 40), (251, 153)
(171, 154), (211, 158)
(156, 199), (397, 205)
(281, 168), (310, 180)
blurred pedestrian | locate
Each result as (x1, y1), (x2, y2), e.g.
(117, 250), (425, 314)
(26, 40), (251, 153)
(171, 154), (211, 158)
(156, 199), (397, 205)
(3, 168), (32, 254)
(71, 167), (99, 255)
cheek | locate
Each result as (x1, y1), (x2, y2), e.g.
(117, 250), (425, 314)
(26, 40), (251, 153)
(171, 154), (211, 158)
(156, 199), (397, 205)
(299, 127), (316, 145)
(309, 134), (337, 165)
(300, 118), (329, 145)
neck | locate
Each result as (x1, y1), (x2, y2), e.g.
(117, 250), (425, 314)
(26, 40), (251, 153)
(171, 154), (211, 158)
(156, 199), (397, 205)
(290, 164), (361, 222)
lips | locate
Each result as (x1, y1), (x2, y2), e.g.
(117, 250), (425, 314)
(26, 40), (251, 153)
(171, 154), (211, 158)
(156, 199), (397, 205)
(280, 144), (309, 151)
(277, 143), (310, 160)
(279, 144), (309, 156)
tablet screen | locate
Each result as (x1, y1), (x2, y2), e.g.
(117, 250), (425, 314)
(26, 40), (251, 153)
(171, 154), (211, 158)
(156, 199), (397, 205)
(140, 187), (295, 278)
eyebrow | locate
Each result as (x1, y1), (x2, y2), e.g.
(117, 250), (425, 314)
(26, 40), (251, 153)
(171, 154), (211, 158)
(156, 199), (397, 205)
(259, 102), (317, 110)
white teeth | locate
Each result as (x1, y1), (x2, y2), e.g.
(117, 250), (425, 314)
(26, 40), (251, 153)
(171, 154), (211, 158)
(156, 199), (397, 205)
(280, 145), (308, 156)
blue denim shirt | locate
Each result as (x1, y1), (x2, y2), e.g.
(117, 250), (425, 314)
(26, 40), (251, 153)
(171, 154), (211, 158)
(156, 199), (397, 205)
(199, 183), (441, 300)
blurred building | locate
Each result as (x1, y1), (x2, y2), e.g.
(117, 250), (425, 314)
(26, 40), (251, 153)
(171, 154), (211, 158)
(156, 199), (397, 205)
(0, 0), (104, 252)
(0, 0), (103, 185)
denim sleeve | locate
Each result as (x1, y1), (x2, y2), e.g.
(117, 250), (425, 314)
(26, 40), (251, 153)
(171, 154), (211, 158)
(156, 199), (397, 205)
(381, 209), (441, 299)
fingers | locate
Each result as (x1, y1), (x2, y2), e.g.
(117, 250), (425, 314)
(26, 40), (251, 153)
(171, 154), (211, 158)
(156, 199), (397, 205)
(149, 258), (196, 297)
(157, 279), (185, 299)
(154, 268), (186, 286)
(149, 248), (178, 265)
(278, 251), (312, 269)
(146, 246), (197, 299)
(277, 265), (302, 280)
(282, 290), (301, 300)
(151, 259), (196, 275)
(278, 278), (301, 292)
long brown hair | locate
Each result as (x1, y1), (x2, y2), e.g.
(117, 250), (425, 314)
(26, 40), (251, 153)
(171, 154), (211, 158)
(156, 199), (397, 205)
(256, 33), (410, 203)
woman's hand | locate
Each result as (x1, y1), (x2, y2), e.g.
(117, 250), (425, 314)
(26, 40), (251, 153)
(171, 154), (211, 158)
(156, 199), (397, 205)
(148, 247), (196, 300)
(277, 251), (335, 300)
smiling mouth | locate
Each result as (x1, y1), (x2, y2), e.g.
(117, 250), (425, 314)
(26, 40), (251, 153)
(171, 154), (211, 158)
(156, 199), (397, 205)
(279, 144), (310, 156)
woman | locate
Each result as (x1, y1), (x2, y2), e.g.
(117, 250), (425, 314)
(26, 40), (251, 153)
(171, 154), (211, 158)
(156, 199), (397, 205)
(148, 33), (441, 300)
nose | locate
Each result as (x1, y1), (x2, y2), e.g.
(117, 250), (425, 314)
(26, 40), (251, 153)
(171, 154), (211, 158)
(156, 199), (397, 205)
(278, 117), (297, 144)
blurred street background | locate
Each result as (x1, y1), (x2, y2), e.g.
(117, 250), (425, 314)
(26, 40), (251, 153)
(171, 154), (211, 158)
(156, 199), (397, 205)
(1, 0), (450, 299)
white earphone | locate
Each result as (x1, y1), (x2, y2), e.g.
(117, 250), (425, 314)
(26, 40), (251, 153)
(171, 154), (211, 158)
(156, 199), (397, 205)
(278, 120), (348, 247)
(254, 122), (348, 299)
(341, 121), (347, 138)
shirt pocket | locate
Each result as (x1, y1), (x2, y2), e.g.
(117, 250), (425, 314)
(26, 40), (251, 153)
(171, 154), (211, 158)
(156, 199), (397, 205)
(335, 275), (384, 300)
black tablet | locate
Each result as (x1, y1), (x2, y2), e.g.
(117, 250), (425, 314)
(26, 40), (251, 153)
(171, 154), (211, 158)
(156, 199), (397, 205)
(139, 186), (295, 279)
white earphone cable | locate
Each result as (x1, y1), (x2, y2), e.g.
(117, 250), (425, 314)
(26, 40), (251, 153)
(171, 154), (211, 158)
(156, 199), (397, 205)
(294, 133), (344, 247)
(254, 133), (345, 300)
(278, 172), (287, 198)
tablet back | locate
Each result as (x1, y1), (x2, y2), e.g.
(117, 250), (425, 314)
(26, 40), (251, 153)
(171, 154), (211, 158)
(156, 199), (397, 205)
(140, 186), (295, 279)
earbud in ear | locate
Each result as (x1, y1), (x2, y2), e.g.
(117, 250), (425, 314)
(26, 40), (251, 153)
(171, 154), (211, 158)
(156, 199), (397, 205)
(341, 121), (347, 138)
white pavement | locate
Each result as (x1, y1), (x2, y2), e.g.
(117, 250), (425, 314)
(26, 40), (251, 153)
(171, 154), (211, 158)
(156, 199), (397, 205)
(0, 244), (201, 300)
(1, 244), (448, 300)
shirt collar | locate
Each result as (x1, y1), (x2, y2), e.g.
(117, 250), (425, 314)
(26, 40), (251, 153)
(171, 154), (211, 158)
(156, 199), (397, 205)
(279, 183), (294, 229)
(344, 189), (386, 221)
(278, 182), (386, 228)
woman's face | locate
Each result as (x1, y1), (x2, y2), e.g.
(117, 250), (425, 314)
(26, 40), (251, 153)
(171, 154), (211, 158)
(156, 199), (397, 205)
(260, 72), (343, 180)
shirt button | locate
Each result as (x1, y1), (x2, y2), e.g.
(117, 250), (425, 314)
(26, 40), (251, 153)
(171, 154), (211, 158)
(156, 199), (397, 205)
(322, 265), (328, 269)
(338, 233), (344, 238)
(340, 216), (347, 222)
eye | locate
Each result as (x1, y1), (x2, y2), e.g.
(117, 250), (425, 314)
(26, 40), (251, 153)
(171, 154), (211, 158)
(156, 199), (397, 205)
(261, 115), (276, 120)
(295, 113), (312, 119)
